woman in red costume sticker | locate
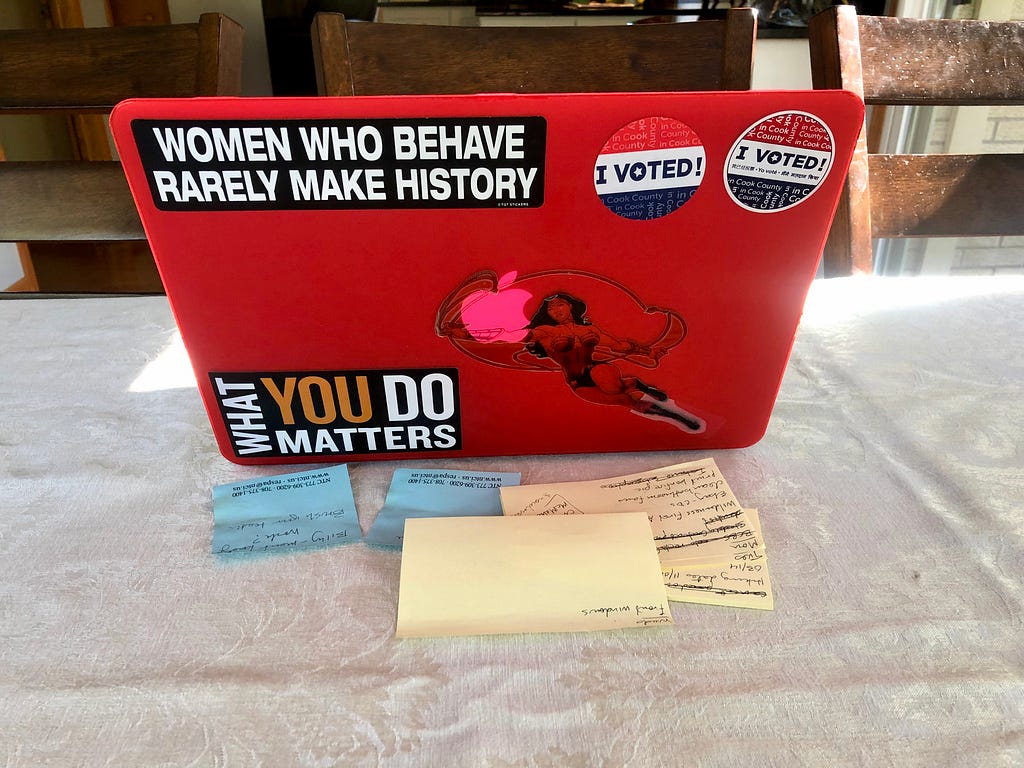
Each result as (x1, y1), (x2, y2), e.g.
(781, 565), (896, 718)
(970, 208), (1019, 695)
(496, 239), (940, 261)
(437, 270), (706, 433)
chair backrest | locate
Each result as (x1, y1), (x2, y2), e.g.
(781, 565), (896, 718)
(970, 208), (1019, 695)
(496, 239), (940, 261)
(0, 13), (243, 292)
(808, 6), (1024, 276)
(311, 10), (756, 97)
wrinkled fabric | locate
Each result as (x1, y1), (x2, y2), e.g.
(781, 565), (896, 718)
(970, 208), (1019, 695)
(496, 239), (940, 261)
(1, 277), (1022, 767)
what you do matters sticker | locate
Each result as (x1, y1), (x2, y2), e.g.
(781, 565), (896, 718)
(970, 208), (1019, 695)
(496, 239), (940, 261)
(725, 111), (834, 213)
(594, 116), (705, 221)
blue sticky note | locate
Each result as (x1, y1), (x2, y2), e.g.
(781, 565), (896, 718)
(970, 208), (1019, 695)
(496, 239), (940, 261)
(366, 468), (521, 550)
(212, 465), (360, 557)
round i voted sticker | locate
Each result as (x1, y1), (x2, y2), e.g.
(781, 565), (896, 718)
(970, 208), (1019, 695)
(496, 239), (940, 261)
(725, 111), (835, 213)
(594, 117), (706, 221)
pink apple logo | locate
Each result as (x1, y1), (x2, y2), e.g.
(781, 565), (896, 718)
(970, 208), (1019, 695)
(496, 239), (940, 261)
(458, 271), (533, 343)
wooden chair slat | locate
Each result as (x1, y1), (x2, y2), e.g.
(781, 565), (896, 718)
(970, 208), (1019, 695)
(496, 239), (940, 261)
(0, 162), (145, 241)
(869, 154), (1024, 238)
(857, 16), (1024, 106)
(312, 10), (757, 96)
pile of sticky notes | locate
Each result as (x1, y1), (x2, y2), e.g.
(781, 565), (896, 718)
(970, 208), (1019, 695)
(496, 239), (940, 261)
(499, 458), (773, 611)
(211, 457), (771, 640)
(396, 458), (772, 638)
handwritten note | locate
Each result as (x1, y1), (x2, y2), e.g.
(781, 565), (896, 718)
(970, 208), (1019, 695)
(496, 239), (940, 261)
(395, 513), (673, 638)
(212, 465), (360, 557)
(500, 459), (762, 567)
(663, 510), (774, 610)
(365, 468), (521, 549)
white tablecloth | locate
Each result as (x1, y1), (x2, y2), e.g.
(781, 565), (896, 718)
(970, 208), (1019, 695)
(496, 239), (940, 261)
(2, 277), (1022, 766)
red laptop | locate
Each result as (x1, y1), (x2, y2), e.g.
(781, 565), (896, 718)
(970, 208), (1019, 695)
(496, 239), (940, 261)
(110, 91), (862, 464)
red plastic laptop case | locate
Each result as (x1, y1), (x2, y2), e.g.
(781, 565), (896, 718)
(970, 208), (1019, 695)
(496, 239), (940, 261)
(111, 90), (862, 464)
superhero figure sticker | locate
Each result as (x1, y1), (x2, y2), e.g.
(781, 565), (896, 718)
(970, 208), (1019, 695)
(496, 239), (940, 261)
(725, 111), (835, 213)
(436, 270), (705, 433)
(593, 117), (706, 221)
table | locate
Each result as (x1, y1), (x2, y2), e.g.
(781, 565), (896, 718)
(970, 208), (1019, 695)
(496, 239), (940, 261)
(2, 277), (1022, 766)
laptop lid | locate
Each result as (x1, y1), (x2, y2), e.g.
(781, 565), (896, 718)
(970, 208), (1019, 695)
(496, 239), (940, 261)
(111, 91), (863, 464)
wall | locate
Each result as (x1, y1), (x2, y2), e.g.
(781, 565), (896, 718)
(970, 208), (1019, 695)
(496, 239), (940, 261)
(0, 243), (25, 289)
(752, 38), (811, 90)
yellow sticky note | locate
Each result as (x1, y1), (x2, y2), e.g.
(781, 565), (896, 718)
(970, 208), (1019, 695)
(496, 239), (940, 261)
(659, 508), (766, 568)
(396, 513), (674, 638)
(663, 558), (773, 610)
(662, 510), (774, 610)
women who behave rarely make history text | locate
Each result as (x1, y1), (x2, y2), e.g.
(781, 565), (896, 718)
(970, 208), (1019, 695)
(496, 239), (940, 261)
(131, 117), (547, 211)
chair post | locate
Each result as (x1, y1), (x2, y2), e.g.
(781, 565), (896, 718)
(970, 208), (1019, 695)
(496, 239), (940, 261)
(197, 13), (245, 96)
(312, 13), (355, 97)
(722, 8), (757, 91)
(809, 5), (873, 276)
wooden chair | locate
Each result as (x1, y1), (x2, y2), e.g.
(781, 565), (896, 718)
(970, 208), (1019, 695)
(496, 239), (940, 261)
(809, 6), (1024, 277)
(311, 9), (756, 97)
(0, 13), (244, 293)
